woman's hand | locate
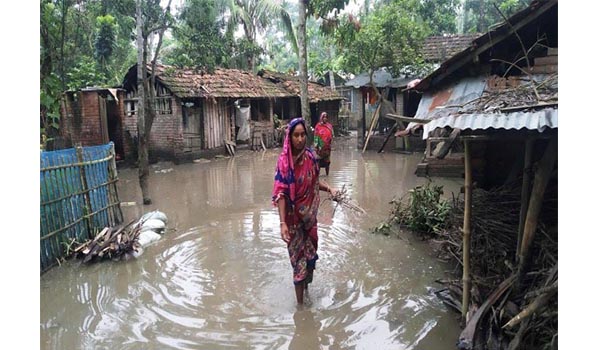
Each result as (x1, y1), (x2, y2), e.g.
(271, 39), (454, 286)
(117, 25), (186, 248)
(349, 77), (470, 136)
(280, 222), (290, 243)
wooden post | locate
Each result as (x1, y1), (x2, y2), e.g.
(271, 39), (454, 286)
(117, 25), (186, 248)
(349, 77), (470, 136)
(76, 145), (94, 239)
(516, 137), (534, 260)
(462, 140), (473, 321)
(517, 136), (557, 287)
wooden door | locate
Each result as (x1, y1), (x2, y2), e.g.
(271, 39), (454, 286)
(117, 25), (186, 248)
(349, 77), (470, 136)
(183, 103), (203, 152)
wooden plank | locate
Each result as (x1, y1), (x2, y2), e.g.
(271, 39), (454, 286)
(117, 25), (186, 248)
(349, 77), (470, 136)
(384, 113), (431, 124)
(433, 128), (461, 159)
(534, 55), (558, 66)
(500, 102), (557, 113)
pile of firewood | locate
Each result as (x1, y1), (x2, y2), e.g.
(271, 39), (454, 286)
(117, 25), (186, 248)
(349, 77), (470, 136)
(73, 220), (143, 263)
(431, 184), (558, 350)
(459, 74), (558, 114)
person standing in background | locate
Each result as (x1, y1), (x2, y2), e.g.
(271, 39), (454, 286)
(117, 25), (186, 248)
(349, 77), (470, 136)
(314, 112), (334, 176)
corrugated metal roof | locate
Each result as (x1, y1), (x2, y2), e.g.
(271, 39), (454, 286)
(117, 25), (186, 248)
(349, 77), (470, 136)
(421, 109), (557, 138)
(344, 69), (414, 88)
(408, 74), (558, 139)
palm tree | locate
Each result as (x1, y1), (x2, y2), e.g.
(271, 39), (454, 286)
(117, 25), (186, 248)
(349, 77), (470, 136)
(223, 0), (297, 71)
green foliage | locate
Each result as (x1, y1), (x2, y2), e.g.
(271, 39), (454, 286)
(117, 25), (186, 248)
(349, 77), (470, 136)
(66, 56), (106, 90)
(94, 15), (117, 64)
(308, 0), (350, 19)
(418, 0), (460, 35)
(390, 181), (452, 236)
(462, 0), (530, 33)
(164, 0), (234, 69)
(338, 0), (429, 77)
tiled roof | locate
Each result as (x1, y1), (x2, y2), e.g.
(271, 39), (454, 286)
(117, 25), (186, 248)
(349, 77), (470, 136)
(151, 64), (294, 99)
(422, 34), (480, 62)
(258, 69), (344, 102)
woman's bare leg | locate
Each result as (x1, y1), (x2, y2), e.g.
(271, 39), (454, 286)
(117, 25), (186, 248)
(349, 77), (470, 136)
(295, 283), (305, 305)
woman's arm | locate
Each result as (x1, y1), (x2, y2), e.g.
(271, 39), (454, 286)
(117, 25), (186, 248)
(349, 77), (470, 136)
(277, 197), (290, 243)
(319, 180), (337, 196)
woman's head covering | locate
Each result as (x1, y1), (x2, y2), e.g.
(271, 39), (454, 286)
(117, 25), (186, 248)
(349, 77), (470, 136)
(319, 112), (328, 123)
(272, 118), (306, 205)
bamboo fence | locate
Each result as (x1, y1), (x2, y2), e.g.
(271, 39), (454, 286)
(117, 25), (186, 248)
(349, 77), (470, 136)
(40, 142), (123, 272)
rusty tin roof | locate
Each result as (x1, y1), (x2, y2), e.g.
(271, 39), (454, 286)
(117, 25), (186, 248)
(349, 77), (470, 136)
(408, 74), (558, 139)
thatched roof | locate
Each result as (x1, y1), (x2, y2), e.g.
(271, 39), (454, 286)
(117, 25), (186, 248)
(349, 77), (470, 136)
(258, 69), (344, 103)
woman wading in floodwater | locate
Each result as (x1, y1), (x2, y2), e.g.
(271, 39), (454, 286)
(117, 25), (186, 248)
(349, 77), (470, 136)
(272, 117), (337, 305)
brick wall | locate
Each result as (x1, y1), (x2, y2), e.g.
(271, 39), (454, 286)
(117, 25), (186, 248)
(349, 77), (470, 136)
(61, 91), (103, 147)
(121, 95), (183, 161)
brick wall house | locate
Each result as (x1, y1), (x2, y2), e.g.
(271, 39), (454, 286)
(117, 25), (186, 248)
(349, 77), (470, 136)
(60, 88), (127, 159)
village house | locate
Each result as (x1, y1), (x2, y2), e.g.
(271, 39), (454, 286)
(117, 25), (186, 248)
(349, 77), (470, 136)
(404, 0), (557, 185)
(399, 3), (558, 348)
(61, 65), (301, 162)
(345, 34), (479, 152)
(120, 64), (297, 162)
(60, 65), (344, 162)
(60, 88), (128, 160)
(257, 69), (344, 130)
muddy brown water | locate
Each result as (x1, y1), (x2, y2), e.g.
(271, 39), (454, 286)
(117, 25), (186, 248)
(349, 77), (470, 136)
(41, 135), (463, 349)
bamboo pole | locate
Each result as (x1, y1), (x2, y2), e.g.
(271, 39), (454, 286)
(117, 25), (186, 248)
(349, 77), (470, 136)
(377, 123), (397, 153)
(461, 140), (473, 321)
(76, 145), (94, 239)
(516, 137), (534, 260)
(362, 103), (381, 153)
(108, 143), (124, 225)
(517, 136), (557, 287)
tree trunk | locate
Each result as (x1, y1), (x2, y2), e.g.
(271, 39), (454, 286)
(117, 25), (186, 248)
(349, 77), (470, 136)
(328, 47), (336, 90)
(298, 0), (312, 140)
(136, 0), (151, 205)
(478, 0), (485, 33)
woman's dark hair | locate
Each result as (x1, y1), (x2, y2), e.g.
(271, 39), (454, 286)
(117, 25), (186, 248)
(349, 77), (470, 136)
(287, 118), (306, 137)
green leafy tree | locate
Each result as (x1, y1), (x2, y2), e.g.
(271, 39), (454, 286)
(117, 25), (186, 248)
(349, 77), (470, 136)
(164, 0), (234, 70)
(418, 0), (460, 35)
(338, 1), (429, 96)
(297, 0), (349, 127)
(223, 0), (297, 71)
(94, 14), (117, 75)
(462, 0), (530, 33)
(40, 0), (137, 149)
(135, 0), (174, 204)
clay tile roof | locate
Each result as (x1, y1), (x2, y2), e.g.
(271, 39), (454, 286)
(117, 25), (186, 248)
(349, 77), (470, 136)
(258, 69), (344, 103)
(422, 34), (480, 62)
(151, 64), (294, 99)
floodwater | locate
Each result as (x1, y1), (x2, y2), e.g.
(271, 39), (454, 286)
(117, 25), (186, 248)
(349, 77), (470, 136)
(40, 134), (463, 349)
